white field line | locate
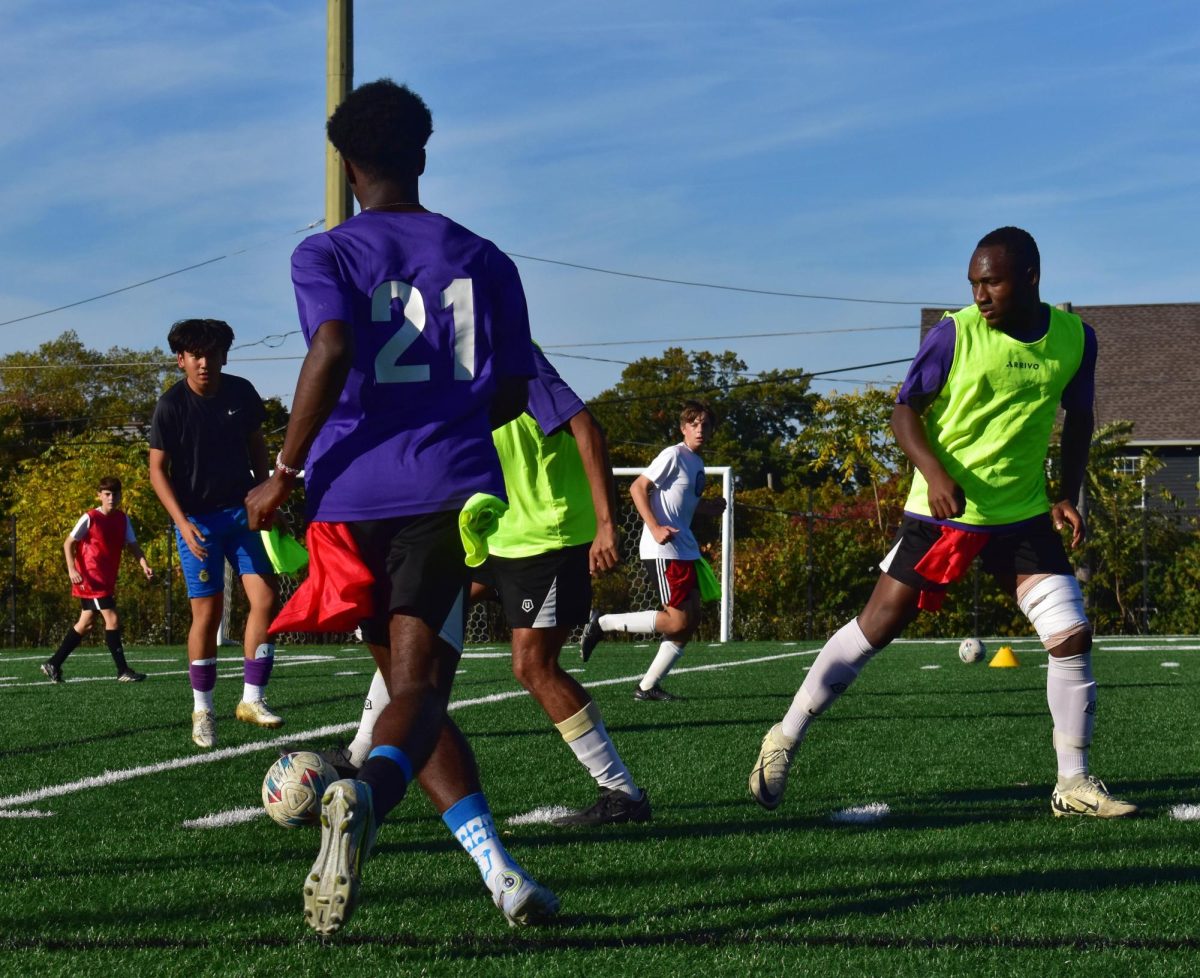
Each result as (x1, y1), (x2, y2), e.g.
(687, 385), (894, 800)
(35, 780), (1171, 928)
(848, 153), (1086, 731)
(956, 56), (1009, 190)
(507, 805), (574, 826)
(0, 651), (518, 689)
(0, 648), (817, 813)
(830, 802), (890, 824)
(183, 807), (264, 829)
(0, 653), (340, 689)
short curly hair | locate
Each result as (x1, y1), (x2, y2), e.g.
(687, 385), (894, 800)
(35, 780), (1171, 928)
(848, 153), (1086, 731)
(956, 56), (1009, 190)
(976, 226), (1040, 277)
(327, 78), (434, 183)
(167, 319), (234, 356)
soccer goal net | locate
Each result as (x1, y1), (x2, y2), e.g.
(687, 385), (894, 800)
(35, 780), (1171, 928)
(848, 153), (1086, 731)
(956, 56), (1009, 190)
(224, 466), (734, 647)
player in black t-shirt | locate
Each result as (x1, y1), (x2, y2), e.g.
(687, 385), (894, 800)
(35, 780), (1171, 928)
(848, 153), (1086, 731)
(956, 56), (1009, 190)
(149, 318), (283, 749)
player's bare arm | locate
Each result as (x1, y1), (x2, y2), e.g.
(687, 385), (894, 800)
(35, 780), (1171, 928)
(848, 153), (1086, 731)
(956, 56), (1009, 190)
(569, 408), (620, 574)
(246, 427), (271, 486)
(630, 474), (676, 545)
(1053, 405), (1094, 548)
(149, 447), (208, 559)
(64, 535), (82, 585)
(245, 320), (354, 530)
(891, 403), (964, 519)
(696, 496), (727, 517)
(126, 541), (154, 580)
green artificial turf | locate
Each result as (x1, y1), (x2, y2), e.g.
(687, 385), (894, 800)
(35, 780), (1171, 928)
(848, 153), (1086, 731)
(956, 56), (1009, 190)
(1, 636), (1197, 977)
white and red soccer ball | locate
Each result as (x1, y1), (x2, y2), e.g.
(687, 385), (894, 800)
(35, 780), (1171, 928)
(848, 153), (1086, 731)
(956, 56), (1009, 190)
(262, 751), (337, 828)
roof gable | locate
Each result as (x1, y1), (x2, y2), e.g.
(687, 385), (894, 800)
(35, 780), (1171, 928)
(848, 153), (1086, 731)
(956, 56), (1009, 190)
(920, 303), (1200, 443)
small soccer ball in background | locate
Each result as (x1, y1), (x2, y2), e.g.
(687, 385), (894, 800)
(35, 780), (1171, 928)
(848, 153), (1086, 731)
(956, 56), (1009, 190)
(958, 637), (986, 664)
(262, 751), (337, 828)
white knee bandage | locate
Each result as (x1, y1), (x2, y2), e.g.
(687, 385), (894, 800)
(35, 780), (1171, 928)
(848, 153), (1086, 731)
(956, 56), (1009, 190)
(1017, 574), (1090, 649)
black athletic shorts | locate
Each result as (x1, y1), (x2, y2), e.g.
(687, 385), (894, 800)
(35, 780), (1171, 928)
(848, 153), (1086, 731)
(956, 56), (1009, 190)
(880, 513), (1074, 592)
(472, 542), (591, 630)
(348, 511), (467, 651)
(78, 595), (117, 611)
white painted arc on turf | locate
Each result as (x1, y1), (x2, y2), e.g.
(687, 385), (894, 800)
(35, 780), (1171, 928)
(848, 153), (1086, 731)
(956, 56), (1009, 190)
(0, 807), (54, 818)
(0, 647), (818, 813)
(182, 806), (265, 829)
(0, 723), (355, 809)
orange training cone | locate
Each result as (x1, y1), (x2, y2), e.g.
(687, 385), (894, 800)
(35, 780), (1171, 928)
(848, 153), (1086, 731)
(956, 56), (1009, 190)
(988, 644), (1019, 668)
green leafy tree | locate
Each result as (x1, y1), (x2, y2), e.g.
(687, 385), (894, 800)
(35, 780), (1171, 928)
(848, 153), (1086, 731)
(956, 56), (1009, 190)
(586, 347), (817, 488)
(1077, 421), (1188, 633)
(792, 386), (906, 534)
(0, 331), (173, 509)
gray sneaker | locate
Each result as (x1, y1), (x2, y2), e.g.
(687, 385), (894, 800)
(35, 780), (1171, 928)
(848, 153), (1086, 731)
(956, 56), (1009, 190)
(748, 723), (797, 810)
(191, 709), (217, 749)
(491, 870), (560, 927)
(1051, 774), (1138, 818)
(304, 780), (378, 936)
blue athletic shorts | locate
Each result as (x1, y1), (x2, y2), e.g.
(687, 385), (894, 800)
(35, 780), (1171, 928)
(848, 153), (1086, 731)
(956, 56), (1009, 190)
(175, 506), (274, 598)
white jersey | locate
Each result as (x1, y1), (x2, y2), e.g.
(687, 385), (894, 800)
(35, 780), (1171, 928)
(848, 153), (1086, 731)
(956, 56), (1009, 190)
(638, 443), (705, 560)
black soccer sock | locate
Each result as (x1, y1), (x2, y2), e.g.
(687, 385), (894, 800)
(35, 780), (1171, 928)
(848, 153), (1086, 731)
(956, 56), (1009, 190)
(357, 753), (411, 823)
(50, 627), (84, 667)
(105, 629), (130, 672)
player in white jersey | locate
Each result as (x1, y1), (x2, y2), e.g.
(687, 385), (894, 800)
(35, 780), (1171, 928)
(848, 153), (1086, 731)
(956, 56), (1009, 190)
(579, 401), (726, 700)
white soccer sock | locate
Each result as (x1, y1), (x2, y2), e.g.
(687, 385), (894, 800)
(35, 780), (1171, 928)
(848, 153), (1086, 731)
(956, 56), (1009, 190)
(599, 610), (660, 635)
(639, 640), (683, 690)
(349, 669), (392, 767)
(556, 702), (638, 797)
(1046, 653), (1095, 779)
(193, 688), (213, 712)
(781, 618), (878, 742)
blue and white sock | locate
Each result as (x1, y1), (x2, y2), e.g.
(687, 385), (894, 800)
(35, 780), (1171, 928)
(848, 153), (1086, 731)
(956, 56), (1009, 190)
(442, 792), (522, 894)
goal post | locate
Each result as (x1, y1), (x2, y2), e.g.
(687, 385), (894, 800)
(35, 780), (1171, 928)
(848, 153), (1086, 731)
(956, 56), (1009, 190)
(612, 466), (734, 643)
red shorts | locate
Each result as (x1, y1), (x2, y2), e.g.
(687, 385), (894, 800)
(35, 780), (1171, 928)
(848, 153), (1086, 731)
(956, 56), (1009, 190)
(642, 558), (698, 609)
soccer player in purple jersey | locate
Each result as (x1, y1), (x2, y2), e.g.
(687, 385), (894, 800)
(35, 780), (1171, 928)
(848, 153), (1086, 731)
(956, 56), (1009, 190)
(245, 80), (556, 935)
(322, 346), (651, 828)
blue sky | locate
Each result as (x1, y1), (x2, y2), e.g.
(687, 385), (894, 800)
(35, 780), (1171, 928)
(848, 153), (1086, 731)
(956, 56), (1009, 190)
(2, 1), (1196, 407)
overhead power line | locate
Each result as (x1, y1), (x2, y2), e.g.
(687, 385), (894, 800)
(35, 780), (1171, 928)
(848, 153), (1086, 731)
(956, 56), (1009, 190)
(587, 357), (910, 407)
(2, 215), (955, 332)
(543, 324), (917, 349)
(508, 252), (957, 307)
(0, 218), (324, 330)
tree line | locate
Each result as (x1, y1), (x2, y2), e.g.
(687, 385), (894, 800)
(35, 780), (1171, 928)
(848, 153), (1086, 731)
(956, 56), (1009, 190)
(1, 334), (1191, 646)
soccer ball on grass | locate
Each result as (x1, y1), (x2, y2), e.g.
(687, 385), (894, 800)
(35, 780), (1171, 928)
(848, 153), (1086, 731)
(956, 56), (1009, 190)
(262, 751), (337, 828)
(958, 637), (986, 664)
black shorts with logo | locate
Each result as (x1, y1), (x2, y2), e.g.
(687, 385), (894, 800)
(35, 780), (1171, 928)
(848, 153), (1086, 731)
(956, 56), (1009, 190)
(880, 513), (1074, 591)
(79, 595), (117, 611)
(348, 511), (468, 649)
(472, 542), (591, 630)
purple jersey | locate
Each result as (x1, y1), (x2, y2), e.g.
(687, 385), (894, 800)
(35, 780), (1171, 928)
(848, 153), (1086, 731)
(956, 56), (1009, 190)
(291, 210), (536, 521)
(897, 309), (1097, 413)
(526, 345), (585, 437)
